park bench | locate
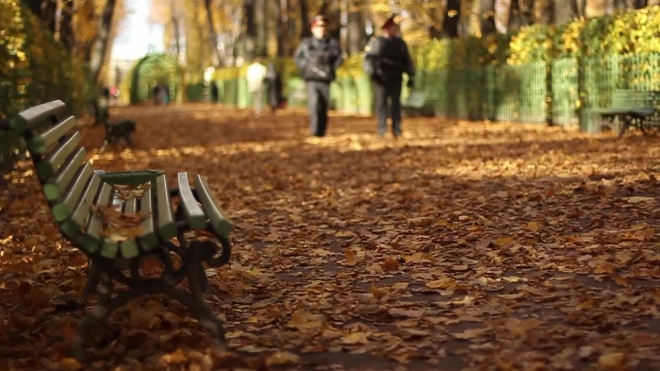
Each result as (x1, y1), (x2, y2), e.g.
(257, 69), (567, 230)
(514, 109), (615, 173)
(402, 91), (435, 117)
(0, 100), (233, 363)
(582, 89), (660, 137)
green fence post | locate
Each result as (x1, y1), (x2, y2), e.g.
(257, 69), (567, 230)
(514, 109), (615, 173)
(237, 77), (248, 108)
(341, 76), (357, 114)
(355, 74), (373, 115)
(330, 80), (342, 111)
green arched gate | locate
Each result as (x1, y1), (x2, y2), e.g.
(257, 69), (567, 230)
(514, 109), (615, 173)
(128, 53), (183, 104)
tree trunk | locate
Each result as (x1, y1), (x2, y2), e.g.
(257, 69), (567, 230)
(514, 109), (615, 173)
(287, 0), (299, 55)
(554, 0), (577, 25)
(255, 0), (268, 56)
(577, 0), (587, 17)
(89, 0), (117, 86)
(515, 0), (534, 26)
(534, 0), (553, 24)
(443, 0), (460, 38)
(508, 0), (527, 29)
(300, 0), (311, 39)
(612, 0), (627, 11)
(508, 0), (519, 30)
(480, 0), (497, 34)
(53, 0), (62, 41)
(426, 0), (445, 39)
(346, 1), (365, 54)
(22, 0), (44, 17)
(60, 0), (75, 51)
(633, 0), (647, 8)
(204, 0), (223, 66)
(243, 0), (256, 60)
(172, 16), (182, 59)
(458, 0), (471, 37)
(325, 0), (341, 41)
(22, 0), (58, 34)
(274, 0), (287, 56)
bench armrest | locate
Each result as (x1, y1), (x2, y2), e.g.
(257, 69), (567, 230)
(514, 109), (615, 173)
(96, 169), (165, 186)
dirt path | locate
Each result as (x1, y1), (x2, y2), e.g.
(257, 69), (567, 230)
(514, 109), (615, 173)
(1, 104), (659, 370)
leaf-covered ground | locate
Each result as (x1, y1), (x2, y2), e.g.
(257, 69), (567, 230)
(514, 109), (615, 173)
(1, 104), (660, 371)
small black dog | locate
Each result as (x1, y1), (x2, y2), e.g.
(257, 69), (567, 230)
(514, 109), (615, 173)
(104, 119), (136, 148)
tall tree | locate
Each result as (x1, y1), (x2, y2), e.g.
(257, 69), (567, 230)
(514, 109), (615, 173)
(204, 0), (223, 66)
(243, 0), (256, 59)
(480, 0), (497, 34)
(22, 0), (57, 34)
(443, 0), (460, 38)
(534, 0), (553, 24)
(255, 0), (268, 56)
(346, 0), (366, 54)
(632, 0), (647, 8)
(60, 0), (75, 51)
(299, 0), (311, 38)
(274, 0), (289, 56)
(171, 0), (183, 59)
(89, 0), (117, 86)
(554, 0), (578, 25)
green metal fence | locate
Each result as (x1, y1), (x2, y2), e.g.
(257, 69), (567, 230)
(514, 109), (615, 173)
(204, 53), (660, 129)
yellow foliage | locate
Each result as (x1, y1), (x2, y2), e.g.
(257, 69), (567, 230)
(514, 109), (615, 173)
(0, 0), (86, 118)
(206, 4), (660, 80)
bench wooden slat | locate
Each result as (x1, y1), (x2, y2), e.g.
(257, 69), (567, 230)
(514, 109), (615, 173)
(43, 148), (87, 202)
(71, 173), (103, 228)
(60, 173), (102, 240)
(404, 92), (427, 109)
(119, 197), (140, 259)
(37, 132), (82, 182)
(178, 172), (207, 230)
(194, 175), (233, 238)
(27, 115), (76, 154)
(100, 195), (123, 259)
(82, 182), (113, 253)
(139, 185), (158, 251)
(52, 163), (94, 222)
(14, 100), (66, 133)
(155, 175), (177, 240)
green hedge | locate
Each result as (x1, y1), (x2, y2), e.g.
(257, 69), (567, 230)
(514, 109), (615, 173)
(0, 1), (86, 167)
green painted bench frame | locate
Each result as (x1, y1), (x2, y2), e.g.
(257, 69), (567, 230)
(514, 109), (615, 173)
(582, 89), (660, 137)
(1, 100), (233, 363)
(402, 90), (436, 117)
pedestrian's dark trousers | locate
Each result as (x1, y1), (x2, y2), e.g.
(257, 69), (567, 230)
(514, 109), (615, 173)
(306, 81), (330, 137)
(374, 78), (403, 137)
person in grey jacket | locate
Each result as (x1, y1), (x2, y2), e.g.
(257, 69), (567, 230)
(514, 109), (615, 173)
(294, 15), (343, 137)
(363, 15), (415, 138)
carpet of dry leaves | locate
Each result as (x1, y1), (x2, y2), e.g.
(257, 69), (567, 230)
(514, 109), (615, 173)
(1, 103), (660, 371)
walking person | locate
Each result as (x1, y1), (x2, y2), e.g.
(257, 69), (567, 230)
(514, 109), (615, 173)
(160, 83), (170, 105)
(265, 62), (284, 115)
(363, 15), (415, 138)
(210, 82), (219, 103)
(294, 15), (343, 137)
(246, 56), (268, 117)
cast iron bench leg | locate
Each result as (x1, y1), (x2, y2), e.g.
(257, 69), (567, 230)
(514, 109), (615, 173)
(70, 251), (229, 363)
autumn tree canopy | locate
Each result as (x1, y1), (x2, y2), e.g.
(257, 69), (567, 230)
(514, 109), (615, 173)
(147, 0), (653, 70)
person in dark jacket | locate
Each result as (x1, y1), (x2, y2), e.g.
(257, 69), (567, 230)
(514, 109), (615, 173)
(210, 82), (219, 103)
(265, 63), (284, 115)
(363, 15), (415, 138)
(294, 15), (343, 137)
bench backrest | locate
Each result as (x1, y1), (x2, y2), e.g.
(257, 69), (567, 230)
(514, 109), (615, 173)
(9, 100), (99, 232)
(405, 91), (426, 108)
(611, 89), (659, 109)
